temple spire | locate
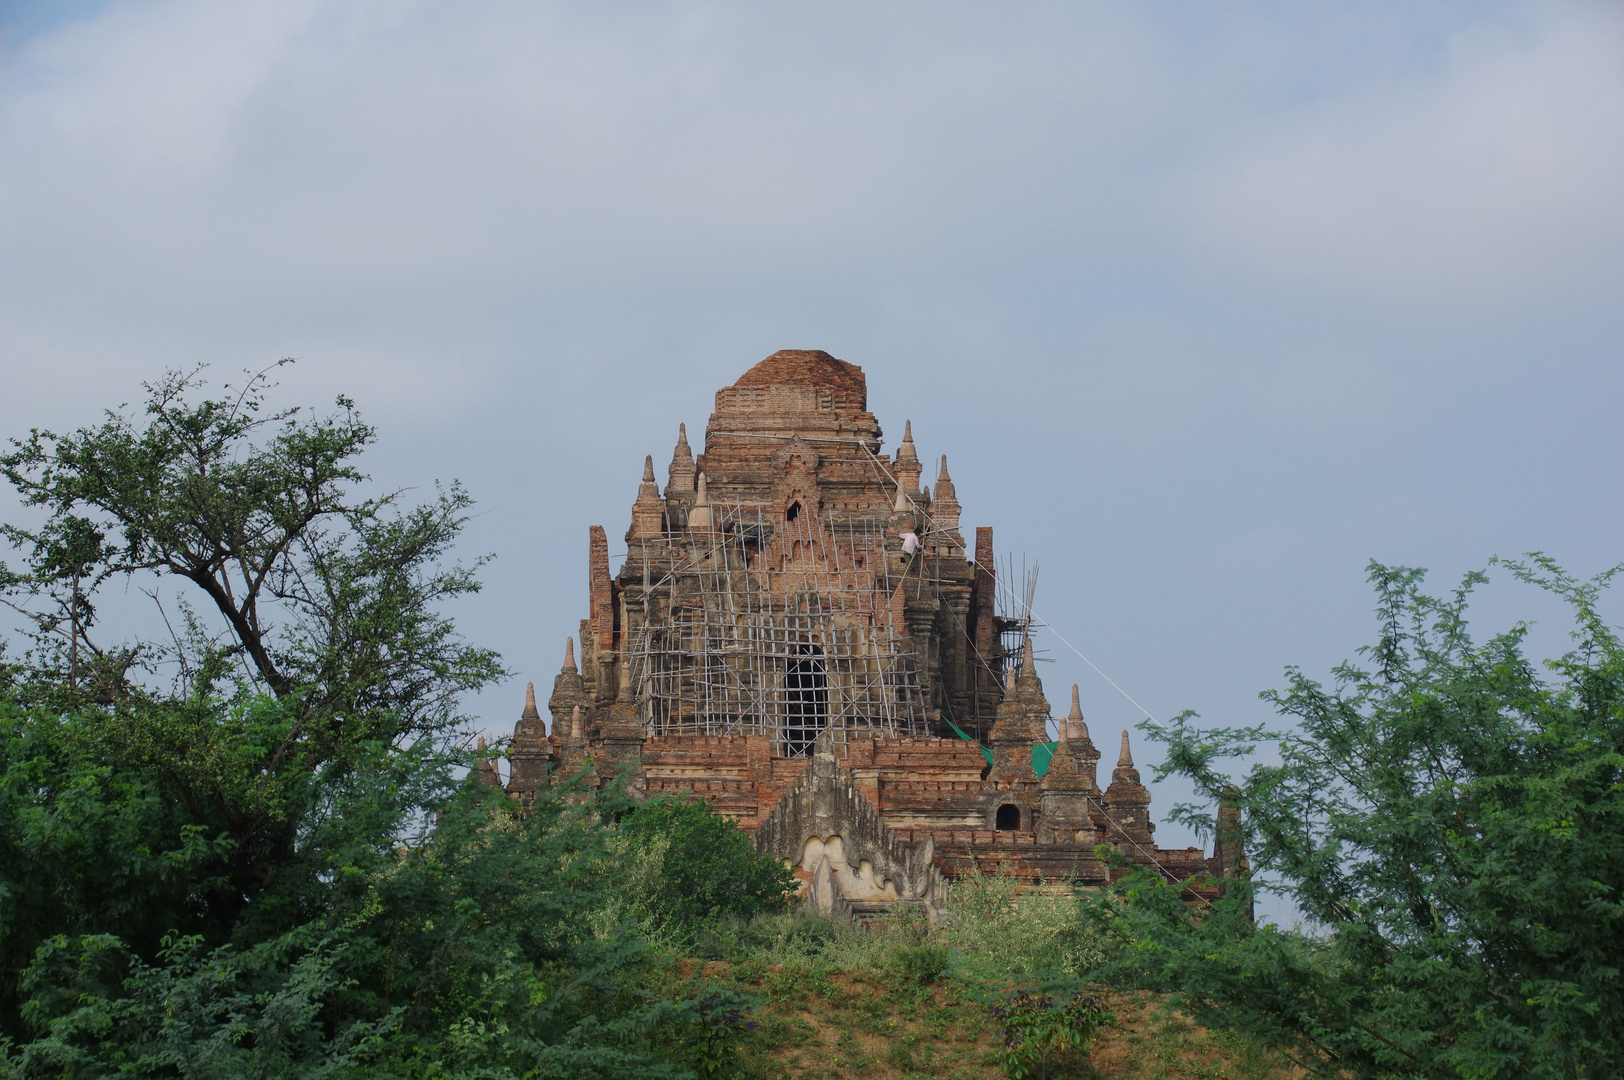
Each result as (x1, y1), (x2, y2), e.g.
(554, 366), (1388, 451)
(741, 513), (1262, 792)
(1118, 729), (1134, 767)
(629, 454), (664, 540)
(895, 419), (922, 493)
(522, 681), (540, 721)
(562, 635), (577, 673)
(893, 482), (910, 513)
(1021, 636), (1036, 678)
(932, 454), (962, 538)
(474, 735), (502, 787)
(667, 423), (696, 495)
(570, 705), (583, 739)
(689, 472), (713, 529)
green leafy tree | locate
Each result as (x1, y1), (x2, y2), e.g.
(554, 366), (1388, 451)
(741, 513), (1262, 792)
(0, 366), (774, 1076)
(0, 365), (504, 969)
(6, 776), (718, 1078)
(1115, 558), (1624, 1079)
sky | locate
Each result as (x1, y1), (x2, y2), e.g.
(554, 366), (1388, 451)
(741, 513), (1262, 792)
(2, 0), (1622, 910)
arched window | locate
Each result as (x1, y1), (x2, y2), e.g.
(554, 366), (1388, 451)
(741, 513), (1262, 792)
(784, 643), (828, 756)
(786, 501), (801, 522)
(995, 804), (1022, 831)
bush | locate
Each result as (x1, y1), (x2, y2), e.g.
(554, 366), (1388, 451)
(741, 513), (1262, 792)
(989, 987), (1110, 1080)
(937, 870), (1111, 981)
(887, 943), (951, 987)
(690, 910), (842, 963)
(617, 798), (798, 938)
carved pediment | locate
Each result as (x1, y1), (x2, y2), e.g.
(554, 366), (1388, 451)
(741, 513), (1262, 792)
(756, 731), (942, 914)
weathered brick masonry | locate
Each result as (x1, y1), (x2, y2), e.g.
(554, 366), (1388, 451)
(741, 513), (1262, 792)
(500, 350), (1235, 914)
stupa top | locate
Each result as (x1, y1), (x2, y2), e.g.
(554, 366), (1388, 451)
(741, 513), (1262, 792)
(733, 350), (867, 402)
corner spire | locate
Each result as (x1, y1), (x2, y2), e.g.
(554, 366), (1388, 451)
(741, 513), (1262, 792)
(522, 680), (540, 721)
(562, 635), (577, 673)
(1118, 729), (1134, 767)
(1021, 636), (1036, 678)
(570, 705), (583, 739)
(629, 454), (665, 540)
(1065, 683), (1091, 745)
(932, 454), (961, 538)
(474, 734), (501, 787)
(893, 482), (910, 513)
(896, 419), (919, 470)
(893, 418), (921, 495)
(666, 423), (696, 494)
(689, 472), (713, 529)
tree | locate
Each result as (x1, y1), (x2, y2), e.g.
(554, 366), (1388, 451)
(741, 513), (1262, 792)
(1119, 558), (1624, 1079)
(6, 775), (723, 1079)
(0, 361), (500, 736)
(0, 366), (773, 1076)
(0, 364), (502, 1024)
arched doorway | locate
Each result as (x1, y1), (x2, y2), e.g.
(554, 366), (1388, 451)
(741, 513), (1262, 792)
(784, 643), (828, 756)
(995, 804), (1022, 831)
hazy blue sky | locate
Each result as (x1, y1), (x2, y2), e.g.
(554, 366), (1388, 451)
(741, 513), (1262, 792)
(3, 1), (1622, 894)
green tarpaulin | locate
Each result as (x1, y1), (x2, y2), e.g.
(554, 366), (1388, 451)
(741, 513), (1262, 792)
(939, 716), (1056, 777)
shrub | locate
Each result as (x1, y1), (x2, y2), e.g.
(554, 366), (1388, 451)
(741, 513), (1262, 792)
(887, 943), (951, 987)
(617, 798), (798, 938)
(938, 870), (1111, 980)
(668, 989), (759, 1079)
(989, 988), (1110, 1080)
(690, 910), (841, 962)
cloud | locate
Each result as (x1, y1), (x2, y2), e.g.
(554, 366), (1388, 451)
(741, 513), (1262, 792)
(0, 2), (1148, 307)
(1182, 4), (1624, 312)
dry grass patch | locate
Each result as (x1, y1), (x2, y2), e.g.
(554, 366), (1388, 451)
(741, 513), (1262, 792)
(1087, 993), (1304, 1080)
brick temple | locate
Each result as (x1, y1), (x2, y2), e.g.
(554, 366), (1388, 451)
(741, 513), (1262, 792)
(499, 350), (1236, 915)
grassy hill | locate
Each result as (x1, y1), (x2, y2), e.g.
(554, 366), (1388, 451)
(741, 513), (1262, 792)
(659, 959), (1301, 1079)
(630, 868), (1302, 1080)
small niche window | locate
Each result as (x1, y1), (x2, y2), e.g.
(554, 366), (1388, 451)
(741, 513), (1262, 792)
(995, 804), (1022, 831)
(786, 501), (801, 522)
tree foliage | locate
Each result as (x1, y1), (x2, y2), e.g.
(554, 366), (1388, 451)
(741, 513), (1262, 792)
(0, 366), (505, 991)
(0, 367), (771, 1077)
(1119, 558), (1624, 1079)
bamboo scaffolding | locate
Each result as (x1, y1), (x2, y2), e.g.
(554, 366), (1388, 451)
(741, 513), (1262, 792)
(623, 501), (936, 754)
